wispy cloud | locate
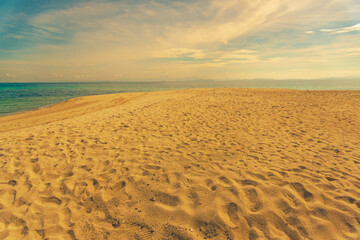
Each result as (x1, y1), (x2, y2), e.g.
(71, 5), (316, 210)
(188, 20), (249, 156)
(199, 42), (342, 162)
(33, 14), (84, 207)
(4, 33), (24, 39)
(0, 49), (17, 53)
(150, 48), (258, 63)
(74, 74), (91, 80)
(320, 23), (360, 34)
(1, 0), (360, 81)
(1, 73), (17, 79)
(29, 0), (335, 48)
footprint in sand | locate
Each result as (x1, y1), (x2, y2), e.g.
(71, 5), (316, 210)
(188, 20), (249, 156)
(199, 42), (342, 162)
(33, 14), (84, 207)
(195, 218), (233, 239)
(163, 224), (192, 240)
(219, 176), (232, 185)
(144, 164), (161, 171)
(244, 188), (263, 212)
(226, 202), (240, 223)
(277, 199), (295, 215)
(290, 182), (313, 201)
(152, 191), (179, 207)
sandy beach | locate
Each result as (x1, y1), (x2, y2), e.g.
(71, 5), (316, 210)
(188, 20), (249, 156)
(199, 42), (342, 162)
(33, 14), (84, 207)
(0, 88), (360, 240)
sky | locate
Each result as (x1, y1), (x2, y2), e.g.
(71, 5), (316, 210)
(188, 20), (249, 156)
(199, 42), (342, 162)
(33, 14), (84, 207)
(0, 0), (359, 82)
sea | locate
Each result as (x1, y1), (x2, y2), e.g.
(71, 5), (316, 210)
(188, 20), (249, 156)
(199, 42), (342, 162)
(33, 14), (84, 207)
(1, 79), (359, 116)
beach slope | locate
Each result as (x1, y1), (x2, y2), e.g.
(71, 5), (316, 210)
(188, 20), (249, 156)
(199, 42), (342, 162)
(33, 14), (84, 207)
(0, 88), (360, 239)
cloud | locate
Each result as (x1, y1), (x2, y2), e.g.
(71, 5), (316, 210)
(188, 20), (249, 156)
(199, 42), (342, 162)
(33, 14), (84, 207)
(74, 74), (91, 80)
(343, 48), (360, 56)
(27, 0), (360, 52)
(1, 0), (360, 81)
(149, 48), (258, 64)
(28, 0), (325, 49)
(150, 48), (203, 59)
(0, 49), (17, 53)
(2, 73), (17, 79)
(320, 23), (360, 34)
(51, 73), (63, 78)
(4, 33), (24, 39)
(265, 57), (289, 63)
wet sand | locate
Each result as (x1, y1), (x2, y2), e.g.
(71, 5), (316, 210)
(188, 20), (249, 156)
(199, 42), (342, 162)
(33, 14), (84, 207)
(0, 88), (360, 239)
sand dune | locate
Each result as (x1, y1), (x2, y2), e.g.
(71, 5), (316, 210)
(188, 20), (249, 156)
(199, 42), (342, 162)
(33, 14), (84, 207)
(0, 88), (360, 240)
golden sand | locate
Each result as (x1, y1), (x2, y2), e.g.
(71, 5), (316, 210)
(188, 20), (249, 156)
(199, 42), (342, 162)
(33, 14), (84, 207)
(0, 88), (360, 240)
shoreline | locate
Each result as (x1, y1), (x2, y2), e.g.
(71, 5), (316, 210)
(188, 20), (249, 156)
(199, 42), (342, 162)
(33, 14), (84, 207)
(1, 87), (359, 120)
(0, 91), (148, 132)
(1, 80), (360, 118)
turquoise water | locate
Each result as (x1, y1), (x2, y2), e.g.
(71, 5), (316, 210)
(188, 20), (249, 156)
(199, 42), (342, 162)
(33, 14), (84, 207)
(1, 79), (359, 116)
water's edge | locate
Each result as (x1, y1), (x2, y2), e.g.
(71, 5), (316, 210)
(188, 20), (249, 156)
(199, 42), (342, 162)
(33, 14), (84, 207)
(1, 80), (359, 116)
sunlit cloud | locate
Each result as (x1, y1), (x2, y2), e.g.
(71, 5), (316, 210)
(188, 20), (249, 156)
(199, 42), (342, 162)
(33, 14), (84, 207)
(74, 74), (92, 80)
(0, 0), (360, 81)
(2, 73), (17, 79)
(320, 23), (360, 34)
(150, 48), (258, 64)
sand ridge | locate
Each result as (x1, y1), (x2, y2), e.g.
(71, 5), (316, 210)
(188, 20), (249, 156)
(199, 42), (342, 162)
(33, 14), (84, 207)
(0, 88), (360, 239)
(0, 92), (147, 133)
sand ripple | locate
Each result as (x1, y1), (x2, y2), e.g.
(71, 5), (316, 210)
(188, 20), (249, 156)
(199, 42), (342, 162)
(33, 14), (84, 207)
(0, 88), (360, 239)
